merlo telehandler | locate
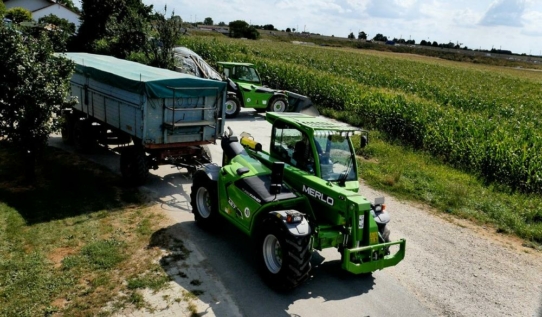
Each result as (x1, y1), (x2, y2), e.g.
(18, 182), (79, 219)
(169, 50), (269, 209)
(190, 112), (405, 290)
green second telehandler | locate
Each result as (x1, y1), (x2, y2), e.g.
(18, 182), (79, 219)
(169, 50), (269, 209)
(190, 112), (405, 290)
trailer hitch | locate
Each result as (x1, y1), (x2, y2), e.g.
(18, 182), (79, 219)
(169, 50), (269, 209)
(341, 239), (406, 274)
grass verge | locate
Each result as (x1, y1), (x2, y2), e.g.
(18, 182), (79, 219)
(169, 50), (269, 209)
(0, 143), (171, 316)
(346, 127), (542, 247)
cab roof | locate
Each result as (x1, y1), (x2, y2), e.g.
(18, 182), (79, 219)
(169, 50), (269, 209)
(217, 62), (255, 67)
(266, 112), (361, 133)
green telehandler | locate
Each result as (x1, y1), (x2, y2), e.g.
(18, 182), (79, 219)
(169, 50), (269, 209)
(190, 112), (406, 290)
(173, 47), (317, 118)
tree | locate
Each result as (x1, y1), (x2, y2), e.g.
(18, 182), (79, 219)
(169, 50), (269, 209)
(106, 4), (152, 58)
(0, 23), (75, 181)
(0, 2), (6, 18)
(358, 31), (367, 40)
(6, 7), (32, 24)
(228, 20), (259, 39)
(203, 17), (213, 25)
(373, 33), (387, 42)
(56, 0), (81, 14)
(73, 0), (153, 54)
(348, 32), (355, 39)
(286, 27), (291, 32)
(263, 24), (274, 30)
(245, 25), (259, 40)
(144, 7), (183, 69)
(229, 20), (248, 38)
(432, 41), (438, 47)
(33, 14), (76, 51)
(218, 21), (226, 26)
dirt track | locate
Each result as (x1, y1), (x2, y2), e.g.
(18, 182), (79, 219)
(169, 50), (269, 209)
(52, 110), (542, 316)
(359, 183), (542, 317)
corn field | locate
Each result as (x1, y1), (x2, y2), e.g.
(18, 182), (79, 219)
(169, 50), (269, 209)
(180, 36), (542, 195)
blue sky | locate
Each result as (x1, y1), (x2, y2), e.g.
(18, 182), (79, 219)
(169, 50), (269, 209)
(144, 0), (541, 55)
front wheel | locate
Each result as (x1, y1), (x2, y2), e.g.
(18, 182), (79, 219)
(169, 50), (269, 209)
(190, 173), (218, 228)
(268, 96), (288, 113)
(225, 95), (241, 119)
(258, 219), (312, 291)
(120, 146), (149, 186)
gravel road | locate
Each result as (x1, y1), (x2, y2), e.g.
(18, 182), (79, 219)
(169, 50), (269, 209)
(50, 109), (542, 317)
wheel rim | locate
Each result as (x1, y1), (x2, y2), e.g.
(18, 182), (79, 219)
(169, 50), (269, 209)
(272, 100), (286, 112)
(196, 187), (212, 218)
(263, 234), (282, 274)
(225, 99), (238, 115)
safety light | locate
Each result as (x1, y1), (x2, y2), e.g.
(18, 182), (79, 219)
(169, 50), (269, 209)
(286, 211), (304, 223)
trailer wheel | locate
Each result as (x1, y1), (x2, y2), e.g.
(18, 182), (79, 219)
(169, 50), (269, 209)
(190, 173), (218, 227)
(225, 95), (241, 118)
(61, 111), (74, 144)
(73, 119), (96, 153)
(268, 96), (288, 113)
(258, 219), (312, 291)
(120, 146), (148, 186)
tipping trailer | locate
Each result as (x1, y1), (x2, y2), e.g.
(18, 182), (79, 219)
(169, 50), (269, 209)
(60, 53), (227, 185)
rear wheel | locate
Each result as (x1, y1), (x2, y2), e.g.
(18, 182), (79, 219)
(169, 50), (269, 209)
(190, 173), (218, 227)
(225, 95), (241, 118)
(120, 146), (149, 186)
(73, 118), (97, 153)
(268, 96), (288, 113)
(61, 111), (74, 144)
(258, 218), (312, 291)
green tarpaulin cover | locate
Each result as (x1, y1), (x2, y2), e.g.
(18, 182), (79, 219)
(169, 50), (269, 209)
(59, 53), (226, 99)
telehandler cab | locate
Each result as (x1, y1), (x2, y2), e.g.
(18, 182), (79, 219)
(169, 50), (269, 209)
(190, 112), (405, 290)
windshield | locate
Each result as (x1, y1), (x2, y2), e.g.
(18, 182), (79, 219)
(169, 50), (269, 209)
(233, 66), (261, 83)
(314, 132), (357, 182)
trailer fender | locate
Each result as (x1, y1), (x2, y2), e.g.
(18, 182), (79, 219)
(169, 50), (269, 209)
(195, 164), (221, 182)
(267, 210), (311, 237)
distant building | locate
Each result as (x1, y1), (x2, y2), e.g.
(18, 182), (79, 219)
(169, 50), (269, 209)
(4, 0), (80, 29)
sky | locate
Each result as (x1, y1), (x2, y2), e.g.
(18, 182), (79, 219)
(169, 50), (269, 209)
(141, 0), (542, 55)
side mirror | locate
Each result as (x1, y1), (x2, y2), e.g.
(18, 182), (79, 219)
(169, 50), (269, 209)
(270, 162), (284, 195)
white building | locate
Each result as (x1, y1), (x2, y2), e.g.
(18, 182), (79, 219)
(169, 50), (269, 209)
(4, 0), (80, 29)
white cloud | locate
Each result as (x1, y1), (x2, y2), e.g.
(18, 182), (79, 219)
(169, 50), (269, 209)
(453, 8), (482, 28)
(140, 0), (542, 54)
(366, 0), (423, 19)
(479, 0), (526, 27)
(520, 10), (542, 36)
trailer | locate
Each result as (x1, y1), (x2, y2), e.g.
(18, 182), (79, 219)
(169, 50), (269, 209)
(60, 53), (227, 185)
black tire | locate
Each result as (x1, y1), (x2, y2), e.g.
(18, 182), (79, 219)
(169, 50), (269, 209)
(268, 96), (288, 113)
(61, 111), (75, 145)
(258, 218), (312, 291)
(225, 95), (241, 119)
(379, 225), (391, 255)
(190, 172), (218, 227)
(73, 118), (97, 153)
(120, 146), (149, 186)
(380, 225), (391, 243)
